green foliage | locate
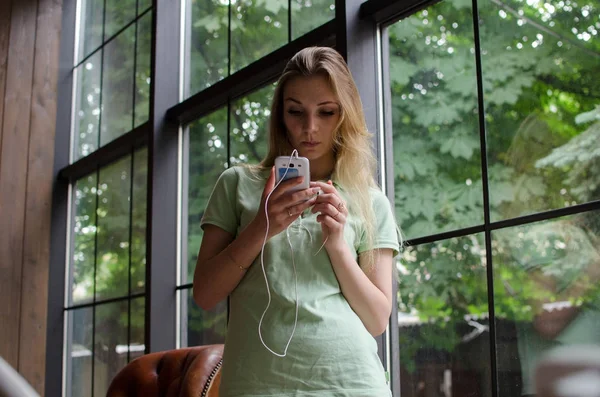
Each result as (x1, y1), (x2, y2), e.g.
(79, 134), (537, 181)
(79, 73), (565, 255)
(390, 0), (600, 372)
(71, 148), (148, 387)
(187, 0), (334, 95)
(74, 3), (151, 161)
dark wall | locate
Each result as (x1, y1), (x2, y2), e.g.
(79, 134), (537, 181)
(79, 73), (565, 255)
(0, 0), (63, 394)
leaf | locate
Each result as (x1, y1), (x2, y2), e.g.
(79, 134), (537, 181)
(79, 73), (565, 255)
(452, 0), (472, 10)
(194, 16), (223, 32)
(395, 160), (415, 180)
(408, 92), (462, 126)
(514, 174), (547, 200)
(445, 70), (478, 96)
(486, 84), (521, 105)
(259, 0), (286, 14)
(403, 186), (438, 221)
(389, 55), (419, 86)
(440, 133), (480, 159)
(510, 73), (535, 90)
(489, 181), (516, 206)
(389, 17), (421, 41)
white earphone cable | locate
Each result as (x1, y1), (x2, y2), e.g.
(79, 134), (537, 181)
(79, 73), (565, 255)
(257, 149), (329, 357)
(258, 150), (300, 357)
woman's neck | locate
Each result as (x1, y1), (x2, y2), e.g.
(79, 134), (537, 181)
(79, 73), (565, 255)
(310, 155), (336, 181)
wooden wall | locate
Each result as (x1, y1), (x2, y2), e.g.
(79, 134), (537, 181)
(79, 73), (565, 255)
(0, 0), (63, 394)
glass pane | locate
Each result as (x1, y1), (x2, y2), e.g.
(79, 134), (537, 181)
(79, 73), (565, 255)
(388, 1), (483, 240)
(397, 234), (491, 396)
(93, 301), (129, 397)
(186, 0), (229, 97)
(291, 0), (334, 40)
(181, 288), (227, 347)
(229, 83), (274, 165)
(96, 156), (132, 301)
(66, 307), (93, 397)
(131, 148), (148, 294)
(73, 51), (102, 160)
(104, 0), (137, 40)
(77, 0), (104, 62)
(134, 12), (152, 127)
(184, 108), (228, 284)
(71, 173), (98, 305)
(230, 0), (288, 74)
(493, 210), (600, 396)
(130, 297), (145, 362)
(138, 0), (151, 14)
(481, 0), (600, 221)
(100, 25), (135, 147)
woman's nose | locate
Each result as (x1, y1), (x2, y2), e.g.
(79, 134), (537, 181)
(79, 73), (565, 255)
(303, 114), (317, 133)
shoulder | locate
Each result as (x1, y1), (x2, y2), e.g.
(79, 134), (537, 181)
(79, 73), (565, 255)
(218, 165), (270, 198)
(232, 165), (270, 185)
(211, 166), (240, 191)
(367, 187), (397, 228)
(217, 165), (264, 183)
(368, 186), (392, 208)
(218, 165), (239, 179)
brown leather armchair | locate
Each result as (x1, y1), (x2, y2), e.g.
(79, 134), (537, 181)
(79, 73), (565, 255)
(107, 344), (224, 397)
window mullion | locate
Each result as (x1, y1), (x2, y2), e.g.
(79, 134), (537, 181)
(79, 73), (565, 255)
(146, 0), (182, 354)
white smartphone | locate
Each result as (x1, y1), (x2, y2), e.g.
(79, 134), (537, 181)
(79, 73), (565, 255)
(274, 155), (310, 192)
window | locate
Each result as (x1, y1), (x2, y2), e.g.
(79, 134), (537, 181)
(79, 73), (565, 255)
(182, 0), (334, 98)
(384, 0), (600, 395)
(72, 0), (151, 160)
(49, 0), (599, 395)
(58, 0), (152, 394)
(180, 83), (275, 347)
(65, 149), (148, 396)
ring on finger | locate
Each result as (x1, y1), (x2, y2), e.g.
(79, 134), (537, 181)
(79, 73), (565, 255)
(287, 208), (293, 217)
(333, 210), (340, 220)
(337, 202), (345, 211)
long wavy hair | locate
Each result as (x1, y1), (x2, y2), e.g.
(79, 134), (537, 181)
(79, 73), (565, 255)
(255, 46), (381, 268)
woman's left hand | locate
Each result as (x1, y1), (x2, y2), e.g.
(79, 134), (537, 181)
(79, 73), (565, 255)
(310, 180), (348, 248)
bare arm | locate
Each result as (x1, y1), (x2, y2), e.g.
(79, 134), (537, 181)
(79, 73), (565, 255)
(328, 246), (394, 336)
(193, 169), (318, 310)
(193, 222), (265, 310)
(309, 180), (394, 336)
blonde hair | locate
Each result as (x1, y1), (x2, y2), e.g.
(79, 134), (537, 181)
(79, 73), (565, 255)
(256, 46), (380, 268)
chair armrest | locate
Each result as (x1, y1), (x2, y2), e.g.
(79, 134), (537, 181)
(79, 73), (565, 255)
(107, 344), (224, 397)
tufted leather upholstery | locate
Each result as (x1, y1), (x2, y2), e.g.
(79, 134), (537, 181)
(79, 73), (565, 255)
(107, 344), (224, 397)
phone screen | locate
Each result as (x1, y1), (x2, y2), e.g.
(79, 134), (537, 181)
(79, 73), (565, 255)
(278, 167), (299, 182)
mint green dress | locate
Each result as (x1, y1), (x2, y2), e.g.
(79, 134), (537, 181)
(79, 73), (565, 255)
(201, 166), (400, 397)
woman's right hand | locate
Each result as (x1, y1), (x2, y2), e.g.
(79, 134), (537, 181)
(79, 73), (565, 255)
(252, 167), (319, 239)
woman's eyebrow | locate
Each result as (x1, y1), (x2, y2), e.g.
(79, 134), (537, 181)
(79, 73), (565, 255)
(317, 101), (338, 106)
(284, 97), (338, 106)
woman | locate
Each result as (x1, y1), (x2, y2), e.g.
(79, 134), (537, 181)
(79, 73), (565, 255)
(193, 46), (400, 396)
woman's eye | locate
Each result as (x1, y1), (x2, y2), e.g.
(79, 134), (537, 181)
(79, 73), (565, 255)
(287, 109), (302, 115)
(320, 111), (335, 116)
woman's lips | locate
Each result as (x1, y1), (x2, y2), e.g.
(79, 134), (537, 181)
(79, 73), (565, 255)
(302, 141), (319, 148)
